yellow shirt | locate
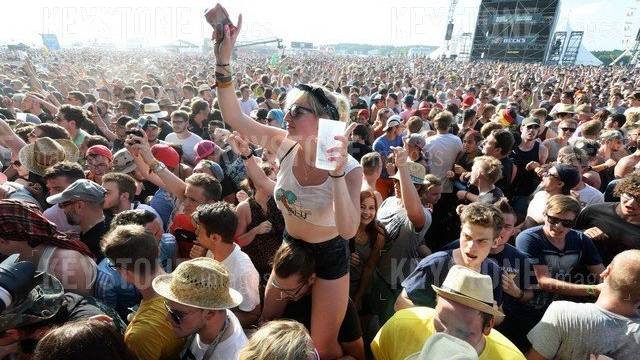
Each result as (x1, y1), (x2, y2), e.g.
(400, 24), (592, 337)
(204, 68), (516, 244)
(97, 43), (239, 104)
(125, 296), (185, 360)
(371, 307), (525, 360)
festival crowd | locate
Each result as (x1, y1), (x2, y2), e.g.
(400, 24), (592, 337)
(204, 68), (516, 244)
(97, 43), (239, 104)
(0, 6), (639, 360)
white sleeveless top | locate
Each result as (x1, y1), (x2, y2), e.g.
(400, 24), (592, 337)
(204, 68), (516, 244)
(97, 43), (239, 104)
(274, 143), (361, 228)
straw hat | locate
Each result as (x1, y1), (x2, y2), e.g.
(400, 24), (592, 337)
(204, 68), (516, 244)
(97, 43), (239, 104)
(390, 161), (429, 185)
(18, 137), (79, 177)
(405, 333), (478, 360)
(152, 257), (243, 310)
(432, 265), (504, 318)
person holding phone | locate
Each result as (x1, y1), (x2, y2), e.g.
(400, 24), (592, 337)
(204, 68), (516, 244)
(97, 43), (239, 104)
(210, 7), (362, 359)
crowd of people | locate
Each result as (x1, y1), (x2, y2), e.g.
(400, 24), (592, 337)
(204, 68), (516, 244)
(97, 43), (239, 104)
(0, 7), (639, 360)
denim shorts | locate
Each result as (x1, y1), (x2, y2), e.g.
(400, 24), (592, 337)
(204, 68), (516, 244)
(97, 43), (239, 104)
(283, 232), (349, 280)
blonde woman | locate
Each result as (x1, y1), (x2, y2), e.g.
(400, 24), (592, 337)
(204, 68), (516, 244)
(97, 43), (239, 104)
(238, 320), (317, 360)
(212, 9), (362, 359)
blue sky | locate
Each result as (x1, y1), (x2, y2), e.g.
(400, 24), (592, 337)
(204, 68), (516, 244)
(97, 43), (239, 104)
(1, 0), (637, 51)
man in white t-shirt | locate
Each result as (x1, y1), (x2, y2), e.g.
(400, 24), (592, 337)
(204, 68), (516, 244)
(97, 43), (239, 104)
(191, 202), (261, 327)
(164, 110), (202, 165)
(238, 84), (258, 116)
(424, 111), (463, 194)
(527, 249), (640, 360)
(153, 257), (247, 360)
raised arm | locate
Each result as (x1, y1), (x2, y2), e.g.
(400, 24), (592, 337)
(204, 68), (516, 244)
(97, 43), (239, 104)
(212, 12), (287, 153)
(228, 132), (275, 194)
(126, 131), (186, 202)
(393, 146), (426, 230)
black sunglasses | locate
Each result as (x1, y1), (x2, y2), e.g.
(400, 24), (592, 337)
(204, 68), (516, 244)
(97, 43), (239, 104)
(560, 127), (576, 132)
(545, 213), (575, 228)
(165, 302), (185, 324)
(287, 104), (315, 120)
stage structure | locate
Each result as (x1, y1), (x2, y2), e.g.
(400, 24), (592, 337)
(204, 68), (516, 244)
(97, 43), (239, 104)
(469, 0), (561, 62)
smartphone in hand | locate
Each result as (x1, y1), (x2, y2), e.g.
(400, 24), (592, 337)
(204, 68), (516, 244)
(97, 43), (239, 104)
(205, 4), (234, 42)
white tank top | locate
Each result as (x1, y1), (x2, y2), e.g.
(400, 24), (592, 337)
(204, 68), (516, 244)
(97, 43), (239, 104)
(274, 143), (361, 228)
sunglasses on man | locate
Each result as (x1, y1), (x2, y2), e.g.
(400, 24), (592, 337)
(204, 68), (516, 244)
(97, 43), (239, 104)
(544, 213), (575, 228)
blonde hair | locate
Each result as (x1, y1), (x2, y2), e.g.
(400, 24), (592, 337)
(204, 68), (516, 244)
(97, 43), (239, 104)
(473, 155), (503, 184)
(285, 84), (349, 122)
(545, 194), (581, 216)
(238, 320), (315, 360)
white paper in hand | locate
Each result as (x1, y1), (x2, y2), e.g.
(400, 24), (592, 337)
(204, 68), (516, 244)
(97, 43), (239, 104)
(315, 118), (346, 171)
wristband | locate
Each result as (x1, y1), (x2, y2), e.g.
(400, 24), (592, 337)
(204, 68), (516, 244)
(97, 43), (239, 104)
(216, 63), (230, 67)
(216, 81), (233, 89)
(215, 75), (233, 83)
(240, 149), (255, 160)
(586, 285), (597, 297)
(328, 172), (345, 178)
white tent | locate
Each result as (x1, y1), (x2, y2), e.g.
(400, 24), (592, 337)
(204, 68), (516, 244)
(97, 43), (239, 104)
(554, 21), (603, 66)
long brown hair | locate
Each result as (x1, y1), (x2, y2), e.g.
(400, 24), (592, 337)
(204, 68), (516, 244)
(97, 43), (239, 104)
(357, 191), (385, 247)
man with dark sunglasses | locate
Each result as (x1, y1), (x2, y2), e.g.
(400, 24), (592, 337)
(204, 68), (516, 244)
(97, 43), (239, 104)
(516, 195), (604, 322)
(543, 119), (577, 162)
(511, 117), (549, 223)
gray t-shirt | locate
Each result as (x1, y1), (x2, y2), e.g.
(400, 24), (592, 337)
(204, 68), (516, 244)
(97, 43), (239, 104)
(375, 197), (431, 289)
(528, 301), (640, 360)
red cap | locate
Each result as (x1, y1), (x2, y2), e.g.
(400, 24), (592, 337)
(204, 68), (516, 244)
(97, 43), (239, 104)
(151, 144), (179, 169)
(357, 109), (370, 119)
(462, 96), (475, 107)
(86, 145), (113, 161)
(194, 140), (216, 163)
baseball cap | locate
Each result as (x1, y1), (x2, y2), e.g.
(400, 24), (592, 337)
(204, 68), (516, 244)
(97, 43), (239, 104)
(521, 117), (541, 127)
(151, 144), (180, 169)
(553, 164), (581, 194)
(138, 115), (159, 129)
(461, 95), (475, 108)
(194, 160), (224, 181)
(357, 109), (370, 119)
(194, 140), (217, 163)
(86, 145), (113, 162)
(382, 115), (403, 131)
(46, 179), (107, 205)
(405, 133), (426, 149)
(112, 148), (136, 174)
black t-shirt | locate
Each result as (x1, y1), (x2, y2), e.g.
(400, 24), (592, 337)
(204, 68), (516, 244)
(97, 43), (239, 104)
(136, 180), (159, 203)
(283, 294), (362, 343)
(158, 121), (174, 141)
(495, 156), (514, 197)
(61, 293), (126, 332)
(81, 220), (108, 262)
(576, 202), (640, 265)
(348, 141), (373, 163)
(189, 119), (210, 140)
